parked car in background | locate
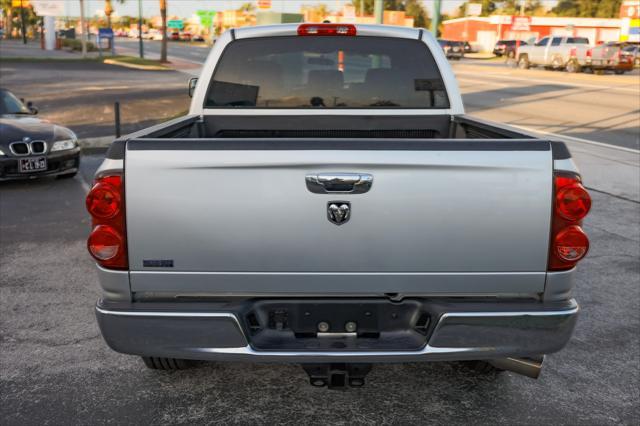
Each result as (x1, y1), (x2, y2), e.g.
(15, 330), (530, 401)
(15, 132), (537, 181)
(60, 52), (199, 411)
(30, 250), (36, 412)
(170, 31), (180, 41)
(517, 36), (590, 72)
(462, 41), (475, 54)
(437, 39), (464, 60)
(585, 42), (635, 74)
(0, 89), (80, 180)
(192, 35), (205, 42)
(623, 44), (639, 67)
(493, 39), (528, 58)
(180, 32), (192, 42)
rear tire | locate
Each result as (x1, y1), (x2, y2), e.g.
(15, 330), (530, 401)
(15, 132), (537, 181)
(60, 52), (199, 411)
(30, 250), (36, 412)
(517, 55), (530, 69)
(566, 60), (581, 73)
(614, 69), (625, 75)
(142, 356), (193, 370)
(551, 56), (564, 70)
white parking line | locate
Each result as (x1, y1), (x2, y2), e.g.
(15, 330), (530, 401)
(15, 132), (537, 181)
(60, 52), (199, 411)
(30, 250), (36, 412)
(508, 124), (640, 154)
(455, 70), (640, 94)
(76, 173), (91, 193)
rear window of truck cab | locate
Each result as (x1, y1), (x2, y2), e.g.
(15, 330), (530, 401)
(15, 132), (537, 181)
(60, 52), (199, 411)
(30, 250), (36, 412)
(204, 36), (450, 109)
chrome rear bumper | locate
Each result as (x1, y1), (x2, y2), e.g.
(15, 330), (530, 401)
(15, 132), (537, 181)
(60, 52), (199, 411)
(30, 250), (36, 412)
(95, 299), (578, 363)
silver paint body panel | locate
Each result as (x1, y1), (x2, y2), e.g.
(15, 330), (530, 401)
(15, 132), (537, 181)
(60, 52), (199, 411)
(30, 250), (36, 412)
(125, 148), (553, 294)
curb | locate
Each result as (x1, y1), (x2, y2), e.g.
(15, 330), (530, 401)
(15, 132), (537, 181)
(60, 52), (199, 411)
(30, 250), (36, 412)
(79, 136), (113, 149)
(103, 58), (169, 71)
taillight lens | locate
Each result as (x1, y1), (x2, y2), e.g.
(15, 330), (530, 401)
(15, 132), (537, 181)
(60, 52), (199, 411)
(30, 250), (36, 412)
(556, 182), (591, 221)
(554, 226), (589, 262)
(297, 23), (356, 36)
(549, 173), (591, 271)
(88, 225), (124, 261)
(86, 176), (121, 219)
(586, 49), (592, 57)
(86, 174), (128, 269)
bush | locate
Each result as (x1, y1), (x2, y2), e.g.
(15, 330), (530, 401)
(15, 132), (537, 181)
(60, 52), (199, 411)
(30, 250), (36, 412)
(61, 38), (97, 52)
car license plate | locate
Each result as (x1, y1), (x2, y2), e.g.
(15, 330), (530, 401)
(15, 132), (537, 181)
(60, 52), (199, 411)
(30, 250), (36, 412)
(19, 157), (47, 173)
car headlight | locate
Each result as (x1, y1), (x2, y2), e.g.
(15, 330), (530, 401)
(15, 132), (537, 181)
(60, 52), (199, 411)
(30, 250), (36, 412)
(51, 139), (77, 152)
(0, 148), (5, 156)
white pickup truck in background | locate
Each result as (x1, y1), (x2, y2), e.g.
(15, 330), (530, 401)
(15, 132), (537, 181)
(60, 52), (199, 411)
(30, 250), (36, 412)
(86, 24), (592, 389)
(517, 35), (591, 72)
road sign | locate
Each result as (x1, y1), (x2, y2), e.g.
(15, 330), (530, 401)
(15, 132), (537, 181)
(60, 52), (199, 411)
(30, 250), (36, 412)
(511, 16), (531, 32)
(258, 0), (272, 10)
(167, 19), (183, 30)
(466, 3), (482, 17)
(196, 10), (216, 27)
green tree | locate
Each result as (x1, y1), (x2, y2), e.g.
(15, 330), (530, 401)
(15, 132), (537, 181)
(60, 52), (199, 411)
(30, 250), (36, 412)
(237, 2), (256, 14)
(497, 0), (544, 15)
(104, 0), (126, 29)
(350, 0), (429, 27)
(551, 0), (622, 18)
(458, 1), (497, 17)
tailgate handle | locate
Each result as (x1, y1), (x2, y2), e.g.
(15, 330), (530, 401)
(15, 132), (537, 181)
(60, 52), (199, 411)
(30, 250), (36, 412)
(305, 173), (373, 194)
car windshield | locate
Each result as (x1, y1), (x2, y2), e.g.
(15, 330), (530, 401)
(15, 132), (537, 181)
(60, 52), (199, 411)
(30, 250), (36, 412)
(0, 89), (30, 115)
(205, 36), (450, 109)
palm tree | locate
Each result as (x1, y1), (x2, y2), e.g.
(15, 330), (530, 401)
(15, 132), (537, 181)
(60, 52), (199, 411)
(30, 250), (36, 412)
(159, 0), (168, 62)
(105, 0), (125, 29)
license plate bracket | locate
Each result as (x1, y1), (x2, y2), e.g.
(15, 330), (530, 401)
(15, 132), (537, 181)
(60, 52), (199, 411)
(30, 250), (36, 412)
(19, 157), (47, 173)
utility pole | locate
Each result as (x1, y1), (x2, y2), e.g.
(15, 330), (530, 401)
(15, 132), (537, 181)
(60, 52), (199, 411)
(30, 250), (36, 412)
(431, 0), (442, 36)
(374, 0), (383, 24)
(20, 0), (27, 44)
(79, 0), (87, 57)
(138, 0), (144, 58)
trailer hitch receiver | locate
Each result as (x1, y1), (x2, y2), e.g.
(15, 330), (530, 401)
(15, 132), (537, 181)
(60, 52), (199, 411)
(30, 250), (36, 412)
(302, 363), (372, 389)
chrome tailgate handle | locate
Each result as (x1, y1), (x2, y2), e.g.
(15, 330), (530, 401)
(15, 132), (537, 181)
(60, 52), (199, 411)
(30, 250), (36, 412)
(306, 173), (373, 194)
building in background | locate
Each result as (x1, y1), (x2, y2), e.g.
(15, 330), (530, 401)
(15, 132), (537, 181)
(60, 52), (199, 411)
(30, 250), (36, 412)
(442, 16), (624, 52)
(620, 0), (639, 42)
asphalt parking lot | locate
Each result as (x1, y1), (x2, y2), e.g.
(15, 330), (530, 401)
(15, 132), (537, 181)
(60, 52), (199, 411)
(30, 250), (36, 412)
(1, 58), (639, 424)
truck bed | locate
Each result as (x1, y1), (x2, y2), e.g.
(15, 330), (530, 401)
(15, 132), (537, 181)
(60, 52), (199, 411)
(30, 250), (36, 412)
(106, 114), (569, 299)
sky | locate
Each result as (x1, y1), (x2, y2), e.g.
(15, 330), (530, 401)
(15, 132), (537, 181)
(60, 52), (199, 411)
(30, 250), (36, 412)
(54, 0), (559, 19)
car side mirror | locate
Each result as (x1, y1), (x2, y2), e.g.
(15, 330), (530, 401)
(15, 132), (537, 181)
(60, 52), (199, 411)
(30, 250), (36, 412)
(27, 101), (38, 115)
(188, 78), (198, 98)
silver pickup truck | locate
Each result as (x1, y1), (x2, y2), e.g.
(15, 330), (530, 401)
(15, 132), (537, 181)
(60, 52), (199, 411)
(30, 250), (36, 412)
(87, 24), (591, 388)
(517, 36), (591, 72)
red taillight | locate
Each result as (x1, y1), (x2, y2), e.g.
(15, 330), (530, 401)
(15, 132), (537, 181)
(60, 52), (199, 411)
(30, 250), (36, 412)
(86, 176), (121, 219)
(86, 174), (128, 269)
(549, 173), (591, 271)
(554, 226), (589, 262)
(569, 47), (577, 57)
(297, 23), (356, 36)
(586, 48), (592, 57)
(556, 182), (591, 221)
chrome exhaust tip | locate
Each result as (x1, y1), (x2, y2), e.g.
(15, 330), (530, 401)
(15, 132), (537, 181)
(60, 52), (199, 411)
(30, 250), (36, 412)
(489, 355), (544, 379)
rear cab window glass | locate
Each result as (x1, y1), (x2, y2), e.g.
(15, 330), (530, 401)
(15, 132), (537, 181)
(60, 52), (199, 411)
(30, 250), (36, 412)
(567, 37), (589, 44)
(535, 37), (550, 46)
(204, 36), (450, 109)
(551, 37), (562, 46)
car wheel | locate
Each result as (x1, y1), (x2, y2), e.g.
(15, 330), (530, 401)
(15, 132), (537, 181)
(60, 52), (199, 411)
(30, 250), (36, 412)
(142, 356), (193, 370)
(566, 60), (581, 73)
(614, 69), (625, 75)
(594, 69), (605, 75)
(517, 55), (530, 69)
(551, 56), (563, 70)
(507, 50), (515, 59)
(461, 360), (505, 374)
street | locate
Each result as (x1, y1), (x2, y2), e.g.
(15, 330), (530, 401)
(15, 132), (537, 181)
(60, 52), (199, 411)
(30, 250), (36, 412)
(1, 42), (639, 424)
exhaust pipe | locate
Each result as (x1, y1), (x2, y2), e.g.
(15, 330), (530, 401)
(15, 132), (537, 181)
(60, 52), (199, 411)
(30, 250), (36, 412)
(489, 355), (544, 379)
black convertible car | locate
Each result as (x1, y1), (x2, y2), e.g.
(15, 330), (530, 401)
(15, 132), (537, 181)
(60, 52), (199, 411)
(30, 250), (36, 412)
(0, 88), (80, 181)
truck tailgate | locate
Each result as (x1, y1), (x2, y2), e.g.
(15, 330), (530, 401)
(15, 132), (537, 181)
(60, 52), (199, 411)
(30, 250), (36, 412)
(125, 139), (553, 296)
